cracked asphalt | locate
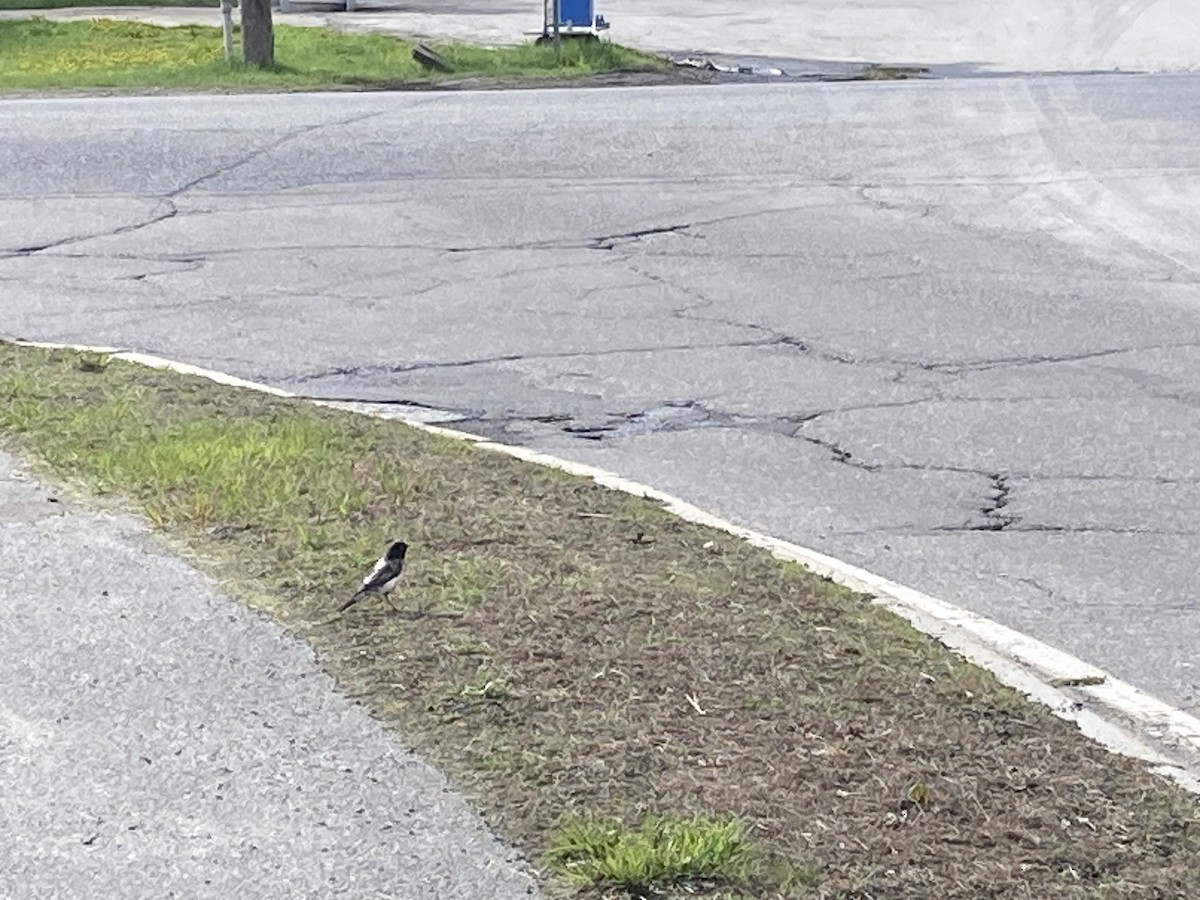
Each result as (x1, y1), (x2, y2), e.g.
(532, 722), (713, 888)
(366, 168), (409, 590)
(2, 74), (1200, 726)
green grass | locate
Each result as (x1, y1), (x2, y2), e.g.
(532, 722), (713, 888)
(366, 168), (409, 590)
(549, 814), (753, 893)
(0, 18), (665, 91)
(2, 375), (391, 533)
(429, 556), (508, 611)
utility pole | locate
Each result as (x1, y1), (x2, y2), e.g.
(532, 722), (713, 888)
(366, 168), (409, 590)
(241, 0), (274, 68)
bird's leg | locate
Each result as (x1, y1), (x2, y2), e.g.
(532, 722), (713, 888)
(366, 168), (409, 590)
(383, 592), (402, 614)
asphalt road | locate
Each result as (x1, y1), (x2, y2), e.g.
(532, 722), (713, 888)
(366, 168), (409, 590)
(0, 452), (537, 899)
(2, 77), (1199, 727)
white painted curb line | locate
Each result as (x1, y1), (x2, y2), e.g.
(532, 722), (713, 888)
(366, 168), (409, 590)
(12, 338), (1200, 794)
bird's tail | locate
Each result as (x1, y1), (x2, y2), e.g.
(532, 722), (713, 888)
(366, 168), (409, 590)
(339, 589), (367, 613)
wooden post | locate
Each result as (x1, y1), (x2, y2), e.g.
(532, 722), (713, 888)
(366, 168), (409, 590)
(241, 0), (274, 68)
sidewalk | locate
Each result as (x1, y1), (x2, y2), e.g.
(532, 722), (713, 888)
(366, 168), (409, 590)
(0, 449), (537, 899)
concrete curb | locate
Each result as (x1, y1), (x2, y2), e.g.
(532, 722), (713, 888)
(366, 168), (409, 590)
(11, 337), (1200, 795)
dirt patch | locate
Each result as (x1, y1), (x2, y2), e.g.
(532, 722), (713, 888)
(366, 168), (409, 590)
(1, 343), (1197, 899)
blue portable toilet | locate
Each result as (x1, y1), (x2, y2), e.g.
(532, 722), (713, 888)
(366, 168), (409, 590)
(527, 0), (610, 38)
(557, 0), (593, 28)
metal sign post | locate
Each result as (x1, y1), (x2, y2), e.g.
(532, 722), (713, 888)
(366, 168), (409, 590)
(221, 0), (236, 62)
(552, 0), (561, 58)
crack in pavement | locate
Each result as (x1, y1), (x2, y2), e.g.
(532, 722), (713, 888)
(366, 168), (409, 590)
(996, 524), (1198, 535)
(438, 204), (826, 255)
(435, 398), (817, 444)
(442, 228), (695, 255)
(214, 371), (1200, 542)
(589, 223), (698, 250)
(645, 267), (805, 348)
(284, 336), (798, 383)
(616, 265), (1200, 379)
(452, 403), (1193, 538)
(12, 244), (452, 265)
(165, 110), (388, 198)
(796, 433), (881, 470)
(16, 231), (696, 263)
(281, 361), (1200, 492)
(0, 199), (180, 258)
(0, 111), (390, 261)
(967, 472), (1017, 532)
(625, 263), (866, 367)
(915, 340), (1200, 376)
(114, 259), (209, 282)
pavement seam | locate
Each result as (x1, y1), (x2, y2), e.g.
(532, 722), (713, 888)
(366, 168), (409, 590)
(11, 336), (1200, 796)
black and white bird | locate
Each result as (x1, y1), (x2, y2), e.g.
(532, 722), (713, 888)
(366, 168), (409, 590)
(341, 540), (408, 612)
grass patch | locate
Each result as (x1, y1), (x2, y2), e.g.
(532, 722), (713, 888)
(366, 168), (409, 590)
(0, 18), (664, 91)
(549, 814), (752, 894)
(430, 555), (509, 612)
(2, 342), (1199, 899)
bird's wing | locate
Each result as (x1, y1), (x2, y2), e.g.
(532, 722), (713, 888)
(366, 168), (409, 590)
(361, 556), (400, 592)
(360, 554), (387, 586)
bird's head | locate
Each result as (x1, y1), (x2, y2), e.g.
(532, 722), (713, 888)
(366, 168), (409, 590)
(386, 541), (408, 561)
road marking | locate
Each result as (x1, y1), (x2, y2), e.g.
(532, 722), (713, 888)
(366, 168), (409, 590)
(11, 337), (1200, 794)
